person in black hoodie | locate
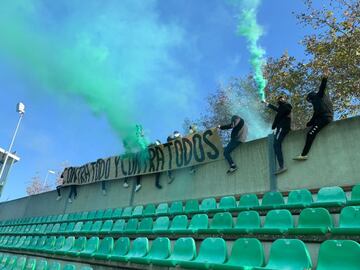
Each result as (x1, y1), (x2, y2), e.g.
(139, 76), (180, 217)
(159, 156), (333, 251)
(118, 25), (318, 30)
(294, 72), (333, 160)
(218, 115), (248, 173)
(263, 95), (292, 174)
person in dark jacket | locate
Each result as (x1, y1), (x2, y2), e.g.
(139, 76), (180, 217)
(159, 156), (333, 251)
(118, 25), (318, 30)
(263, 95), (292, 174)
(294, 73), (333, 160)
(218, 115), (248, 173)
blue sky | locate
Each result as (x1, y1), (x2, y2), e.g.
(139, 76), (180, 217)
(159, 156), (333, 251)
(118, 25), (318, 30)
(0, 0), (315, 201)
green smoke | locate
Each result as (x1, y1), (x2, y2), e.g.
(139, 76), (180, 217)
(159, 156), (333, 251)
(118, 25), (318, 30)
(0, 1), (188, 153)
(233, 0), (267, 100)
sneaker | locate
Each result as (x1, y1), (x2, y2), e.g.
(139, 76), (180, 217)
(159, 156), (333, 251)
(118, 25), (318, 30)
(123, 182), (129, 188)
(135, 184), (142, 192)
(56, 195), (62, 201)
(102, 189), (107, 196)
(168, 176), (175, 184)
(189, 168), (196, 174)
(68, 198), (72, 204)
(226, 166), (238, 174)
(293, 155), (308, 161)
(275, 167), (287, 175)
(156, 184), (162, 189)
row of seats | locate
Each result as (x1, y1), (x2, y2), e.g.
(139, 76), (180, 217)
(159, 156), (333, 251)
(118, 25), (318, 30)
(1, 207), (358, 237)
(1, 235), (359, 269)
(0, 252), (92, 270)
(2, 185), (359, 227)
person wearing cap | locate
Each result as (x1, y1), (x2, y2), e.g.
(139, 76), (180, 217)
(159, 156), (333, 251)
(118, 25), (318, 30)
(294, 70), (333, 160)
(218, 116), (248, 173)
(263, 95), (292, 174)
(166, 131), (182, 183)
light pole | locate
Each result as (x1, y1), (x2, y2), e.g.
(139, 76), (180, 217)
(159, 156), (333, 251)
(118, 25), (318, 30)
(43, 170), (56, 188)
(0, 102), (25, 182)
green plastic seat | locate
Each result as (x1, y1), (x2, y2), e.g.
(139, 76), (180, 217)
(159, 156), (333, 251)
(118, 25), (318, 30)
(79, 236), (99, 258)
(252, 239), (312, 270)
(112, 208), (123, 219)
(312, 186), (347, 207)
(124, 218), (139, 234)
(40, 236), (56, 252)
(64, 222), (76, 235)
(28, 225), (37, 234)
(0, 254), (9, 268)
(100, 220), (113, 234)
(93, 237), (114, 260)
(24, 258), (36, 270)
(185, 199), (199, 214)
(34, 260), (47, 270)
(5, 256), (17, 269)
(256, 192), (285, 210)
(103, 209), (113, 220)
(151, 237), (196, 267)
(95, 209), (105, 220)
(169, 215), (188, 234)
(253, 210), (293, 234)
(285, 189), (313, 209)
(28, 236), (40, 251)
(348, 185), (360, 206)
(89, 221), (103, 234)
(316, 240), (360, 270)
(156, 203), (169, 216)
(87, 211), (97, 220)
(223, 211), (261, 234)
(178, 238), (227, 269)
(48, 262), (61, 270)
(80, 221), (93, 234)
(14, 236), (26, 249)
(288, 208), (332, 235)
(73, 222), (83, 235)
(74, 212), (82, 221)
(211, 238), (264, 270)
(136, 218), (153, 234)
(38, 224), (47, 235)
(200, 198), (218, 213)
(111, 219), (126, 234)
(169, 201), (183, 215)
(150, 216), (169, 234)
(121, 207), (133, 218)
(58, 222), (68, 234)
(34, 224), (43, 234)
(184, 214), (208, 234)
(56, 236), (75, 255)
(143, 204), (156, 217)
(55, 215), (63, 222)
(109, 237), (130, 261)
(66, 236), (87, 256)
(45, 224), (54, 234)
(21, 236), (32, 250)
(34, 236), (47, 251)
(132, 206), (144, 218)
(80, 211), (89, 221)
(62, 264), (76, 270)
(332, 206), (360, 235)
(238, 194), (259, 210)
(198, 212), (233, 234)
(124, 237), (149, 262)
(46, 236), (66, 254)
(131, 237), (171, 264)
(14, 256), (26, 269)
(68, 213), (76, 221)
(61, 214), (69, 222)
(219, 196), (237, 211)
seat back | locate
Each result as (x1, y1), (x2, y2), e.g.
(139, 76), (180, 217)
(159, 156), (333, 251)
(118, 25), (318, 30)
(98, 237), (114, 255)
(71, 236), (86, 252)
(87, 211), (97, 220)
(95, 209), (105, 220)
(188, 214), (208, 230)
(124, 219), (138, 232)
(200, 198), (217, 212)
(351, 185), (360, 201)
(148, 237), (171, 259)
(228, 238), (264, 267)
(210, 212), (233, 229)
(36, 236), (47, 250)
(264, 210), (293, 229)
(143, 204), (156, 216)
(287, 189), (313, 206)
(153, 217), (170, 232)
(137, 218), (153, 232)
(15, 256), (27, 269)
(235, 211), (261, 229)
(112, 208), (123, 219)
(132, 205), (144, 217)
(297, 208), (333, 228)
(58, 222), (68, 233)
(112, 237), (130, 257)
(316, 186), (347, 204)
(25, 257), (36, 270)
(80, 211), (89, 221)
(48, 261), (61, 270)
(219, 196), (237, 210)
(169, 201), (183, 215)
(156, 203), (169, 215)
(65, 222), (76, 233)
(103, 209), (114, 219)
(122, 207), (133, 218)
(170, 215), (188, 231)
(239, 194), (259, 208)
(90, 221), (103, 233)
(83, 237), (100, 253)
(170, 238), (196, 261)
(81, 221), (93, 233)
(112, 219), (126, 233)
(62, 236), (75, 251)
(35, 260), (48, 270)
(266, 239), (312, 269)
(74, 222), (83, 233)
(196, 238), (227, 264)
(44, 236), (56, 250)
(317, 240), (360, 270)
(100, 220), (114, 233)
(261, 192), (285, 207)
(185, 199), (199, 213)
(127, 237), (149, 258)
(51, 223), (61, 234)
(54, 236), (66, 251)
(338, 206), (360, 228)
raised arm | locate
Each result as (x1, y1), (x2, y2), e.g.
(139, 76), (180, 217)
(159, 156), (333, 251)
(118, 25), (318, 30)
(267, 103), (279, 112)
(317, 77), (328, 98)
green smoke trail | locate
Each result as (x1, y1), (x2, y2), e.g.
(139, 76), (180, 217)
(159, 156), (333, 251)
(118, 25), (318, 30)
(0, 0), (188, 154)
(233, 0), (267, 100)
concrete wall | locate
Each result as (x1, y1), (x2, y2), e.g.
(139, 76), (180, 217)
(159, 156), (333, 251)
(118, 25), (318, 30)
(0, 116), (359, 220)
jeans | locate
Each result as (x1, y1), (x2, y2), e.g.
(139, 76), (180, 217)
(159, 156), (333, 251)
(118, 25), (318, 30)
(302, 118), (331, 156)
(273, 128), (289, 168)
(224, 140), (241, 167)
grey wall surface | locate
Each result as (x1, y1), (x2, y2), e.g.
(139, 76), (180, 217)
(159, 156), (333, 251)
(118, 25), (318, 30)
(0, 116), (359, 221)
